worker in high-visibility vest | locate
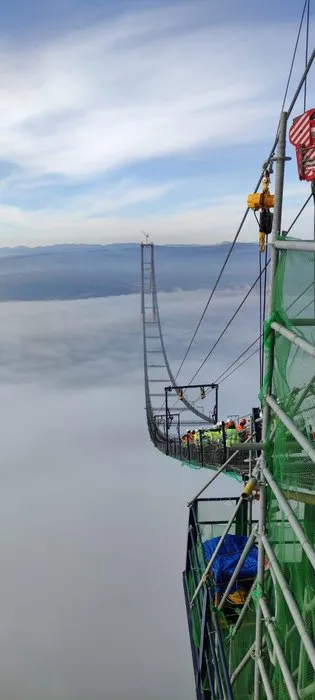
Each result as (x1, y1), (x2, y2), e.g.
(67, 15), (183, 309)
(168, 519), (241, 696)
(193, 430), (200, 443)
(203, 430), (213, 444)
(209, 428), (222, 445)
(225, 420), (238, 447)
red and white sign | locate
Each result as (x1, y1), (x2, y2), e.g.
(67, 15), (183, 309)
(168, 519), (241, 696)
(289, 108), (315, 181)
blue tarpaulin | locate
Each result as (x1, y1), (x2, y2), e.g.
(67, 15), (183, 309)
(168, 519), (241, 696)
(203, 534), (258, 593)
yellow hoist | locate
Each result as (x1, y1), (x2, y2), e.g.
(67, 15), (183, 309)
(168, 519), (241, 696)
(247, 170), (275, 252)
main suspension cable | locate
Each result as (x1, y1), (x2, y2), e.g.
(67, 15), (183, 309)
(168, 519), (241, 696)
(281, 0), (309, 113)
(173, 226), (247, 382)
(304, 0), (311, 111)
(159, 27), (315, 419)
(286, 193), (312, 234)
(172, 276), (314, 418)
(170, 194), (313, 412)
(215, 275), (315, 388)
(187, 263), (271, 385)
(214, 336), (261, 385)
(170, 8), (315, 387)
(218, 346), (260, 387)
(185, 191), (313, 388)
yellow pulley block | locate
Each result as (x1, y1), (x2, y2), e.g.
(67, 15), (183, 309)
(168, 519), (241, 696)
(247, 192), (275, 210)
(247, 170), (275, 252)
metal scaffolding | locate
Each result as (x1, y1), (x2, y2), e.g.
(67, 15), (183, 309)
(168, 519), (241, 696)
(141, 111), (315, 699)
(182, 112), (315, 700)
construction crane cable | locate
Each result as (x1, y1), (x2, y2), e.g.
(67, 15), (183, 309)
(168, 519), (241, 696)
(165, 65), (315, 417)
(197, 283), (313, 397)
(214, 275), (315, 388)
(215, 336), (261, 384)
(187, 264), (271, 385)
(286, 193), (312, 235)
(168, 194), (313, 412)
(184, 192), (313, 389)
(218, 346), (260, 386)
(304, 0), (310, 111)
(169, 276), (313, 417)
(170, 12), (315, 387)
(281, 0), (309, 114)
(157, 41), (315, 419)
(267, 47), (315, 169)
(173, 216), (248, 382)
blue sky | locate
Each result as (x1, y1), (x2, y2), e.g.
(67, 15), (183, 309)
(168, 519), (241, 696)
(0, 0), (314, 245)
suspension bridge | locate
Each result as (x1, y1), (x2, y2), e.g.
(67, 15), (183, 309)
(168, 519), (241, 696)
(141, 3), (315, 699)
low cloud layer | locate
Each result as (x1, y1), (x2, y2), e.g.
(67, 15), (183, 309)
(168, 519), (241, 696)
(0, 288), (260, 404)
(0, 286), (257, 700)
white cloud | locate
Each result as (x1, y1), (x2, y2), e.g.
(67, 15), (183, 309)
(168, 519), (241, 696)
(0, 184), (313, 245)
(0, 288), (256, 699)
(0, 7), (306, 179)
(0, 3), (313, 246)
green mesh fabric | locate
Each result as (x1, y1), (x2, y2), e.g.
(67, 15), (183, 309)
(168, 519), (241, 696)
(266, 493), (315, 699)
(264, 239), (315, 492)
(261, 238), (315, 699)
(223, 609), (256, 700)
(187, 539), (206, 649)
(180, 459), (204, 471)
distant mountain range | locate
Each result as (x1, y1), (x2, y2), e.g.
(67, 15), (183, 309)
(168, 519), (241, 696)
(0, 242), (257, 301)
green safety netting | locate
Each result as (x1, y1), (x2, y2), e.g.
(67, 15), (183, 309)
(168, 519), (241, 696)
(189, 513), (257, 699)
(185, 239), (315, 699)
(263, 237), (315, 494)
(261, 238), (315, 699)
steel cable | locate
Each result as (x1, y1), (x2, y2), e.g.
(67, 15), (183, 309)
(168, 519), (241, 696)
(171, 194), (314, 411)
(170, 5), (314, 387)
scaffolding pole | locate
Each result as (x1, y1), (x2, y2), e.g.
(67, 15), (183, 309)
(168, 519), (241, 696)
(262, 464), (315, 571)
(254, 110), (288, 700)
(188, 429), (257, 505)
(190, 496), (243, 606)
(261, 534), (315, 670)
(218, 524), (258, 610)
(259, 597), (299, 700)
(257, 658), (274, 700)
